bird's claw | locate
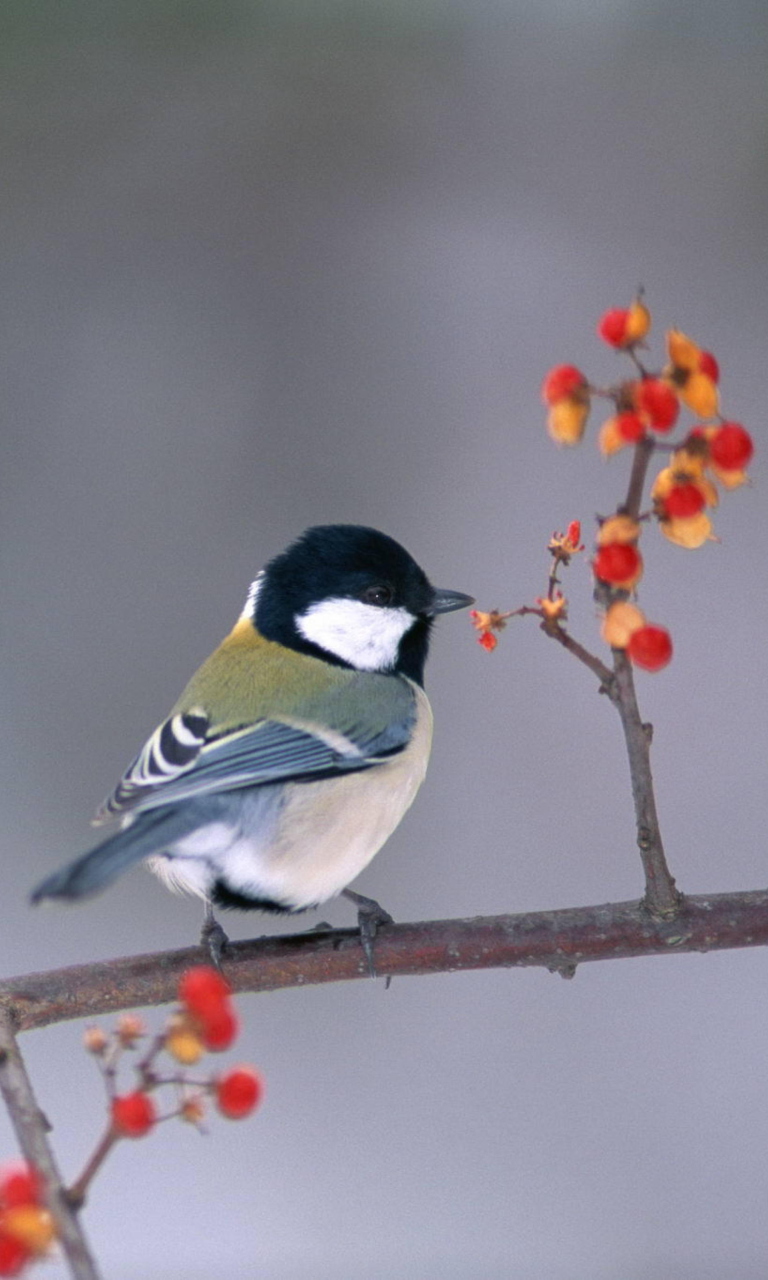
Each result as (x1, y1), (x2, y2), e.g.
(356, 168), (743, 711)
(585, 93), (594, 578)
(201, 906), (229, 973)
(342, 888), (393, 979)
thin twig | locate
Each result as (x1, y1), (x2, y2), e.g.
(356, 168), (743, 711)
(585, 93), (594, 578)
(622, 433), (656, 519)
(538, 620), (614, 688)
(2, 894), (768, 1031)
(608, 651), (680, 915)
(0, 1008), (102, 1279)
(67, 1127), (119, 1211)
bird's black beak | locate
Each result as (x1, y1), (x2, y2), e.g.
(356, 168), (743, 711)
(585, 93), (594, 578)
(428, 587), (475, 615)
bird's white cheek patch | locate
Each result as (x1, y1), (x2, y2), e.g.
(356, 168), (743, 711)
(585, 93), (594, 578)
(296, 598), (415, 671)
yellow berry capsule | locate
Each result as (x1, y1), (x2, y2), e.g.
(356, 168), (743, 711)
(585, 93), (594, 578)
(708, 465), (749, 490)
(2, 1206), (57, 1254)
(666, 328), (701, 372)
(596, 514), (641, 545)
(601, 602), (646, 648)
(650, 467), (676, 500)
(660, 512), (715, 548)
(597, 416), (626, 456)
(679, 371), (719, 419)
(547, 396), (589, 446)
(165, 1013), (205, 1065)
(625, 297), (651, 343)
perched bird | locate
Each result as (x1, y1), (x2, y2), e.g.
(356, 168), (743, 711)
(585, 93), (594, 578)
(32, 525), (473, 967)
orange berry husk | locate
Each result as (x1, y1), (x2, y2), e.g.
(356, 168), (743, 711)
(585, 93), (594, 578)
(165, 1015), (205, 1066)
(666, 328), (701, 372)
(624, 297), (651, 343)
(679, 370), (719, 419)
(671, 443), (708, 477)
(0, 1207), (56, 1256)
(708, 464), (749, 490)
(601, 602), (646, 649)
(547, 395), (589, 446)
(596, 515), (641, 546)
(598, 416), (629, 457)
(660, 512), (715, 548)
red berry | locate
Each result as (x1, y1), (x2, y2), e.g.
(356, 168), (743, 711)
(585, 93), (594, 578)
(179, 966), (231, 1018)
(616, 411), (646, 443)
(597, 308), (630, 348)
(709, 422), (753, 471)
(0, 1230), (30, 1277)
(635, 379), (679, 432)
(628, 625), (673, 672)
(112, 1091), (156, 1139)
(541, 364), (587, 405)
(215, 1067), (265, 1120)
(0, 1166), (40, 1210)
(200, 1004), (239, 1053)
(699, 350), (720, 383)
(593, 543), (642, 585)
(663, 483), (705, 519)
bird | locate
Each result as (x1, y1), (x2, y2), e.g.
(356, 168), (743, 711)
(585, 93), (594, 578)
(32, 524), (473, 970)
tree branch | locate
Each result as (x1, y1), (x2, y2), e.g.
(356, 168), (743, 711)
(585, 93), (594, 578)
(0, 1008), (102, 1279)
(3, 892), (768, 1032)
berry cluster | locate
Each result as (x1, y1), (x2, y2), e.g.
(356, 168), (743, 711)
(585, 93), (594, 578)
(85, 967), (264, 1148)
(0, 1165), (55, 1277)
(539, 296), (755, 671)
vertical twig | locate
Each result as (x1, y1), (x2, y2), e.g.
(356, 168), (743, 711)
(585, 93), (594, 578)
(608, 651), (681, 916)
(622, 432), (656, 519)
(0, 1007), (102, 1280)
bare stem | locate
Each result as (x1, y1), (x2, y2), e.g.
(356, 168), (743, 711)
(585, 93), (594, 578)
(0, 1008), (102, 1279)
(608, 651), (681, 915)
(622, 433), (656, 520)
(67, 1126), (119, 1211)
(538, 620), (614, 688)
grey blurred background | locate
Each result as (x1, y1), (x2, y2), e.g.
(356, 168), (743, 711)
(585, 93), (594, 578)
(2, 2), (768, 1277)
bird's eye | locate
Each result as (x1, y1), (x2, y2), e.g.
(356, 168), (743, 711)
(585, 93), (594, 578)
(361, 583), (394, 607)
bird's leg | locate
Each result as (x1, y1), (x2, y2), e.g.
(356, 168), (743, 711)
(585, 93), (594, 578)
(201, 900), (229, 972)
(342, 888), (394, 979)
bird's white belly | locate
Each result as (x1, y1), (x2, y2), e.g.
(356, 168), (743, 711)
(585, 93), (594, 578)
(150, 687), (433, 909)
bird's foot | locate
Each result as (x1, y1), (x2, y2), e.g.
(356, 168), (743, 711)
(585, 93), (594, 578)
(201, 905), (229, 972)
(342, 888), (393, 980)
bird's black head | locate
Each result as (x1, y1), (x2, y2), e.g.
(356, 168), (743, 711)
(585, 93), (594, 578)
(249, 524), (473, 685)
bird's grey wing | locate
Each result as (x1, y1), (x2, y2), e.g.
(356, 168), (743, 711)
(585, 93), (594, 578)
(95, 681), (417, 820)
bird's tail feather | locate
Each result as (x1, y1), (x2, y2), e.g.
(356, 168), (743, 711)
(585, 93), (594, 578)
(31, 808), (194, 903)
